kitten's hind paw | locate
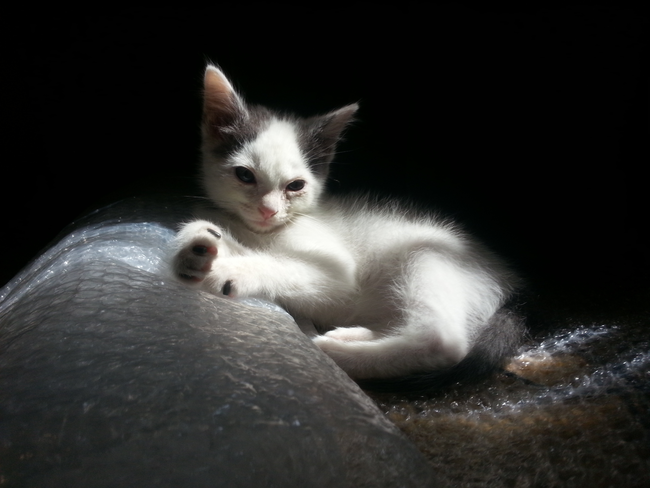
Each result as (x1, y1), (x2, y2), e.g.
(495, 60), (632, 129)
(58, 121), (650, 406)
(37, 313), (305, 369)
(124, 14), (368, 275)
(319, 326), (377, 342)
(172, 221), (222, 284)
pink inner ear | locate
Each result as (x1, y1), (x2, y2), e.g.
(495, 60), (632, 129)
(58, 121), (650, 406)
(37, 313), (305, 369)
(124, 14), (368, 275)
(202, 66), (241, 136)
(204, 67), (233, 101)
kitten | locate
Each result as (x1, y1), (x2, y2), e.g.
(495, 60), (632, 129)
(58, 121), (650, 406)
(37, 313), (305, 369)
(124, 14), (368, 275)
(171, 64), (523, 389)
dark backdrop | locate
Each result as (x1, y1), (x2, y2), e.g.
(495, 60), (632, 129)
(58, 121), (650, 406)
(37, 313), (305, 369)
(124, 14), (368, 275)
(3, 6), (648, 306)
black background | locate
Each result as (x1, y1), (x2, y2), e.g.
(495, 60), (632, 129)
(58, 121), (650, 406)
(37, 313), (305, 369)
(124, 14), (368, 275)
(3, 6), (648, 307)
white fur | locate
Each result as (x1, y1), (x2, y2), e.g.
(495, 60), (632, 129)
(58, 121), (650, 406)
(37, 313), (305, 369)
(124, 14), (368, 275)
(171, 65), (516, 379)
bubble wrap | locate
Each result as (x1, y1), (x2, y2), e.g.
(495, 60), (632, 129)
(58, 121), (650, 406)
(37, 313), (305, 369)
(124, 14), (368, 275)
(0, 197), (437, 487)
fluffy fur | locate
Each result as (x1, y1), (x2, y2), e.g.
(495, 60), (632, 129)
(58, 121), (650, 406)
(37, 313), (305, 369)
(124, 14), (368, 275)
(171, 64), (522, 386)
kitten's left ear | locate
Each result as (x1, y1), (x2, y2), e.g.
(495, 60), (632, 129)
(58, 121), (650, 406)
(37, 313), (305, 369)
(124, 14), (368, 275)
(303, 103), (358, 177)
(320, 104), (358, 143)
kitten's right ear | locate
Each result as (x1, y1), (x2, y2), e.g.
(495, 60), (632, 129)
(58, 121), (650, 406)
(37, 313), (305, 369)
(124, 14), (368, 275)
(203, 65), (247, 139)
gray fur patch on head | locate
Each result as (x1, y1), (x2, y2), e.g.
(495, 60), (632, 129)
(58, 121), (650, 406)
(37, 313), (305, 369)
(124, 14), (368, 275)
(207, 104), (275, 160)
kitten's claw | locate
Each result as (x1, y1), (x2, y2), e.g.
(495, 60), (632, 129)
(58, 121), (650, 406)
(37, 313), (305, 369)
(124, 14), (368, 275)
(207, 228), (222, 239)
(222, 280), (233, 296)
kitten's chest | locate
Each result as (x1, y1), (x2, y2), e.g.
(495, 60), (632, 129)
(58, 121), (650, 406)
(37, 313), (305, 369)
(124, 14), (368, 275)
(228, 216), (352, 262)
(272, 219), (353, 261)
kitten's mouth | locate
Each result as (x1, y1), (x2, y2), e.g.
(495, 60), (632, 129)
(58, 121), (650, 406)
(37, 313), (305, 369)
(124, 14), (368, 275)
(246, 219), (282, 233)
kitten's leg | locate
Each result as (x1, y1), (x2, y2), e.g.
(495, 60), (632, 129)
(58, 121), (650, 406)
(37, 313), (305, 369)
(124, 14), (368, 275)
(313, 251), (499, 379)
(171, 220), (357, 302)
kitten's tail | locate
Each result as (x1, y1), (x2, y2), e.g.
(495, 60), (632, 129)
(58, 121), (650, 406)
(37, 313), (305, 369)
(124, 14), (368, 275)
(356, 308), (526, 395)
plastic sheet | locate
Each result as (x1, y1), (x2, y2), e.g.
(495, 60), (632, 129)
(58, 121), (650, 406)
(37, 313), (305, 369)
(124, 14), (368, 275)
(0, 196), (438, 487)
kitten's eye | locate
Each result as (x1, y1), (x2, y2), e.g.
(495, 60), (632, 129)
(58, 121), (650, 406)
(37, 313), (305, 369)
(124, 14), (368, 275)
(286, 180), (305, 192)
(235, 167), (256, 184)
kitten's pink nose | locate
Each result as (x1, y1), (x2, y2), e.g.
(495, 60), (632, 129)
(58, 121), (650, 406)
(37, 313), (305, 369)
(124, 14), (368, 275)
(258, 206), (278, 220)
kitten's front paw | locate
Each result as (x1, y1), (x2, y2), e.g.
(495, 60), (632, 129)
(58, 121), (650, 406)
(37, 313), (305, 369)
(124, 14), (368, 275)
(173, 221), (223, 284)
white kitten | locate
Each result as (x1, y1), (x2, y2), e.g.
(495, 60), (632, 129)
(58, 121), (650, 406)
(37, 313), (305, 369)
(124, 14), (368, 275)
(171, 65), (522, 388)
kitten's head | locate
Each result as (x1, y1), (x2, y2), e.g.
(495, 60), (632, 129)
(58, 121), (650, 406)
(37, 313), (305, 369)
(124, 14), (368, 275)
(200, 64), (357, 233)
